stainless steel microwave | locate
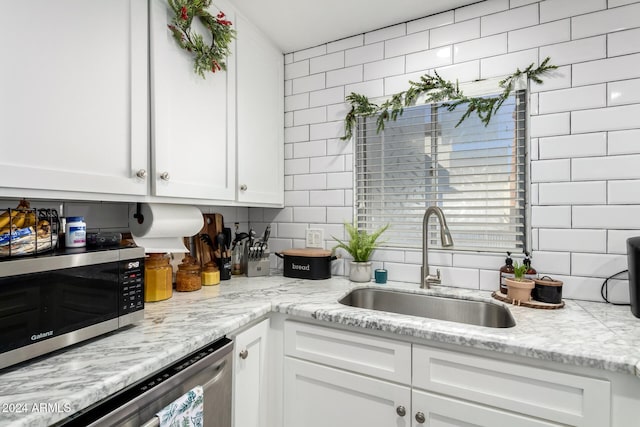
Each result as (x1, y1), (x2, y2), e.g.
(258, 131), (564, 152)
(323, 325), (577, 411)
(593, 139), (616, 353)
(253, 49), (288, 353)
(0, 246), (145, 370)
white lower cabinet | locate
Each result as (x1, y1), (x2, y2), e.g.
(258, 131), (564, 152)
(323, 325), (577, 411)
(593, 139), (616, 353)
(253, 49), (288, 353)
(233, 318), (269, 427)
(283, 320), (615, 427)
(284, 357), (411, 427)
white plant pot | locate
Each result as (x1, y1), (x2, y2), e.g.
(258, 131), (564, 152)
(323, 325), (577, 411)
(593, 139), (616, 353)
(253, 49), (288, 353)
(349, 261), (372, 282)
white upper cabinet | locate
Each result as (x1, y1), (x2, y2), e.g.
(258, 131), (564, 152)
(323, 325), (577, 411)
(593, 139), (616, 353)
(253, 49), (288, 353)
(235, 15), (284, 206)
(0, 0), (149, 197)
(149, 0), (236, 200)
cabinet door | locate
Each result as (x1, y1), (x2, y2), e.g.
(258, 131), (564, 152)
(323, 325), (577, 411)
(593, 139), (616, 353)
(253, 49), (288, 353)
(0, 0), (148, 197)
(412, 389), (562, 427)
(235, 15), (284, 205)
(234, 318), (269, 427)
(284, 357), (411, 427)
(149, 0), (235, 200)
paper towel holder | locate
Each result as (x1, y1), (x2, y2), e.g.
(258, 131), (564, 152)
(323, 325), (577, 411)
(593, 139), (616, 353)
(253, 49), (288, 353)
(133, 203), (144, 225)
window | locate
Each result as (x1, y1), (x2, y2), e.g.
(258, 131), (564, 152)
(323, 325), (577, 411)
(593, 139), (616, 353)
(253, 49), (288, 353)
(355, 91), (527, 252)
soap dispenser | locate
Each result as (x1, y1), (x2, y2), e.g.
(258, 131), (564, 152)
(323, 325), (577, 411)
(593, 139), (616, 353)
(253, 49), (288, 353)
(523, 251), (537, 281)
(499, 252), (514, 294)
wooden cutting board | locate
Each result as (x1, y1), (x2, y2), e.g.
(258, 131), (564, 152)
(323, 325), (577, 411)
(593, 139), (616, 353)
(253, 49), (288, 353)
(192, 213), (224, 267)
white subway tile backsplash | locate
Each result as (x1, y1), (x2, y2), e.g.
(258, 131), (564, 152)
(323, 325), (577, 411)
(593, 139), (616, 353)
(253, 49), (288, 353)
(384, 70), (429, 94)
(538, 132), (607, 159)
(510, 0), (538, 7)
(530, 159), (570, 182)
(284, 175), (293, 191)
(292, 73), (325, 94)
(345, 43), (384, 66)
(284, 80), (292, 96)
(572, 104), (640, 134)
(538, 181), (607, 205)
(277, 222), (311, 238)
(608, 130), (640, 155)
(572, 3), (640, 39)
(370, 248), (405, 263)
(326, 171), (352, 189)
(345, 79), (385, 99)
(406, 46), (452, 73)
(430, 19), (480, 48)
(293, 107), (327, 126)
(386, 262), (421, 283)
(479, 269), (499, 292)
(284, 53), (293, 64)
(609, 180), (640, 204)
(609, 0), (640, 6)
(326, 103), (349, 121)
(310, 86), (345, 108)
(530, 183), (539, 205)
(293, 173), (326, 190)
(456, 0), (509, 22)
(285, 60), (309, 80)
(326, 206), (353, 224)
(432, 60), (480, 83)
(481, 48), (538, 79)
(572, 154), (640, 181)
(608, 78), (640, 106)
(293, 207), (326, 223)
(284, 112), (293, 128)
(366, 24), (406, 45)
(284, 158), (309, 175)
(326, 65), (363, 87)
(309, 121), (343, 140)
(327, 35), (364, 53)
(530, 112), (570, 138)
(530, 136), (539, 160)
(385, 31), (429, 58)
(364, 57), (405, 80)
(540, 0), (605, 23)
(327, 138), (353, 156)
(608, 230), (640, 254)
(531, 251), (571, 275)
(284, 93), (309, 112)
(293, 45), (327, 62)
(608, 28), (640, 57)
(438, 267), (479, 289)
(309, 155), (345, 173)
(284, 125), (309, 143)
(452, 253), (504, 270)
(560, 275), (611, 302)
(538, 229), (606, 252)
(454, 34), (507, 63)
(408, 11), (454, 34)
(531, 206), (572, 227)
(284, 191), (309, 207)
(538, 84), (606, 114)
(539, 37), (606, 67)
(573, 206), (640, 229)
(573, 53), (640, 87)
(530, 65), (572, 92)
(481, 4), (539, 37)
(309, 189), (345, 206)
(310, 52), (345, 74)
(509, 20), (570, 52)
(293, 140), (327, 159)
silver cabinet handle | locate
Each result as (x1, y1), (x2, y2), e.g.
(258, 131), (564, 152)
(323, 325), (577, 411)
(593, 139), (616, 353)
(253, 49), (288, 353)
(160, 172), (170, 181)
(136, 169), (147, 179)
(415, 412), (426, 424)
(396, 406), (406, 417)
(240, 184), (247, 191)
(239, 349), (248, 359)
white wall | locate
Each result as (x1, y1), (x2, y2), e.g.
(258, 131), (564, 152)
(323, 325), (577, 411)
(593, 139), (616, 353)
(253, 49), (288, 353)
(266, 0), (640, 302)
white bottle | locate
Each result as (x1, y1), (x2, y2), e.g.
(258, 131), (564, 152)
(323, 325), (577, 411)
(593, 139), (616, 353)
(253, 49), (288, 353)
(65, 216), (86, 248)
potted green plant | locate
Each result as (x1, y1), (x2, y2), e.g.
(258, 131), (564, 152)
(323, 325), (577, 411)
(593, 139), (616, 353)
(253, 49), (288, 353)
(505, 261), (535, 304)
(333, 223), (389, 282)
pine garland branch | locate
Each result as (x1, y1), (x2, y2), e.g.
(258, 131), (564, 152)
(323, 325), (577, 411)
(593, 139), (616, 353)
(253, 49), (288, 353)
(340, 57), (558, 141)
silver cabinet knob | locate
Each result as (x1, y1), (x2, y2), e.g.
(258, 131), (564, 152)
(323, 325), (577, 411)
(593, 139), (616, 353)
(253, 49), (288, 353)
(415, 412), (426, 424)
(396, 406), (406, 417)
(160, 172), (170, 181)
(240, 184), (247, 191)
(136, 169), (147, 179)
(239, 349), (248, 359)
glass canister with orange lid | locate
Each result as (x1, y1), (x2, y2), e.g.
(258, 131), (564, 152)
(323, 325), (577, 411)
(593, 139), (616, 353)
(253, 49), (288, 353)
(176, 255), (202, 292)
(144, 253), (173, 302)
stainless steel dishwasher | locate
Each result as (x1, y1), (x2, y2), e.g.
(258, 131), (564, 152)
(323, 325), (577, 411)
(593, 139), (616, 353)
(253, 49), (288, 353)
(57, 337), (233, 427)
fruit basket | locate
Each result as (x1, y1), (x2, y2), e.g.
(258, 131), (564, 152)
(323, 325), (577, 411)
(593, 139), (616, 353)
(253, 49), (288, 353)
(0, 200), (60, 258)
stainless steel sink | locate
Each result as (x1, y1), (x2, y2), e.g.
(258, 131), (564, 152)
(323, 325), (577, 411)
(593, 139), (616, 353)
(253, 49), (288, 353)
(338, 288), (516, 328)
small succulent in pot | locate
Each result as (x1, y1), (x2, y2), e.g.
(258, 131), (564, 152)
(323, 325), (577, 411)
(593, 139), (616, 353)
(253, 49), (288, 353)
(512, 261), (528, 281)
(505, 261), (535, 304)
(333, 223), (389, 282)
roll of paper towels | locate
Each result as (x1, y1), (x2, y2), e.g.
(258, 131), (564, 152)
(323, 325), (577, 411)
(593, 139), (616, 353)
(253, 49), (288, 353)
(129, 203), (203, 253)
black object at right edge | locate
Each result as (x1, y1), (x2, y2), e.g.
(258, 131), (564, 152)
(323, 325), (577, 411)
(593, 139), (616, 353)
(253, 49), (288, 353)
(627, 236), (640, 318)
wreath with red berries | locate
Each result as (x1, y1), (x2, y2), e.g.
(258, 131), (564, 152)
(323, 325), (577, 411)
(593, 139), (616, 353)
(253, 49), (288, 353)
(167, 0), (236, 78)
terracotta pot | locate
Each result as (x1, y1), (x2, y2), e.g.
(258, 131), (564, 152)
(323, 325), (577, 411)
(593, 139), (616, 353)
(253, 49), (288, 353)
(505, 277), (535, 303)
(349, 261), (372, 282)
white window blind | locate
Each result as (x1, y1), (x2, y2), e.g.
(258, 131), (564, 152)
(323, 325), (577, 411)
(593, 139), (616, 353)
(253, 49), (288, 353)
(355, 91), (527, 252)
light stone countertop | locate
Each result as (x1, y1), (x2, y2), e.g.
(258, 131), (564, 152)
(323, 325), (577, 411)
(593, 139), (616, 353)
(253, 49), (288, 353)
(1, 275), (640, 427)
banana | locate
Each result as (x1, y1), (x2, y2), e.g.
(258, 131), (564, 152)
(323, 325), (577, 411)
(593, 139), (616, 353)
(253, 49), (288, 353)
(11, 212), (26, 229)
(0, 210), (18, 229)
(24, 212), (37, 227)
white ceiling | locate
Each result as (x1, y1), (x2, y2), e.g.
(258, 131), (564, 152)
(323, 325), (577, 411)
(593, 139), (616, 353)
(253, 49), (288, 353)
(225, 0), (481, 53)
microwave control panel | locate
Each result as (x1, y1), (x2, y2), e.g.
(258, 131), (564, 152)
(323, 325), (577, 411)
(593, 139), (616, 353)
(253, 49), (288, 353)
(120, 258), (144, 314)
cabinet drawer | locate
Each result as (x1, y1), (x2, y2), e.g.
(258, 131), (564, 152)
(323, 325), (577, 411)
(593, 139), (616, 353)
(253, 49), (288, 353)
(413, 345), (610, 427)
(284, 321), (411, 384)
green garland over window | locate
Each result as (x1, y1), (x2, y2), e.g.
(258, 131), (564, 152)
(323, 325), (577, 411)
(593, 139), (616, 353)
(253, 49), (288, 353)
(341, 57), (558, 140)
(167, 0), (236, 78)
